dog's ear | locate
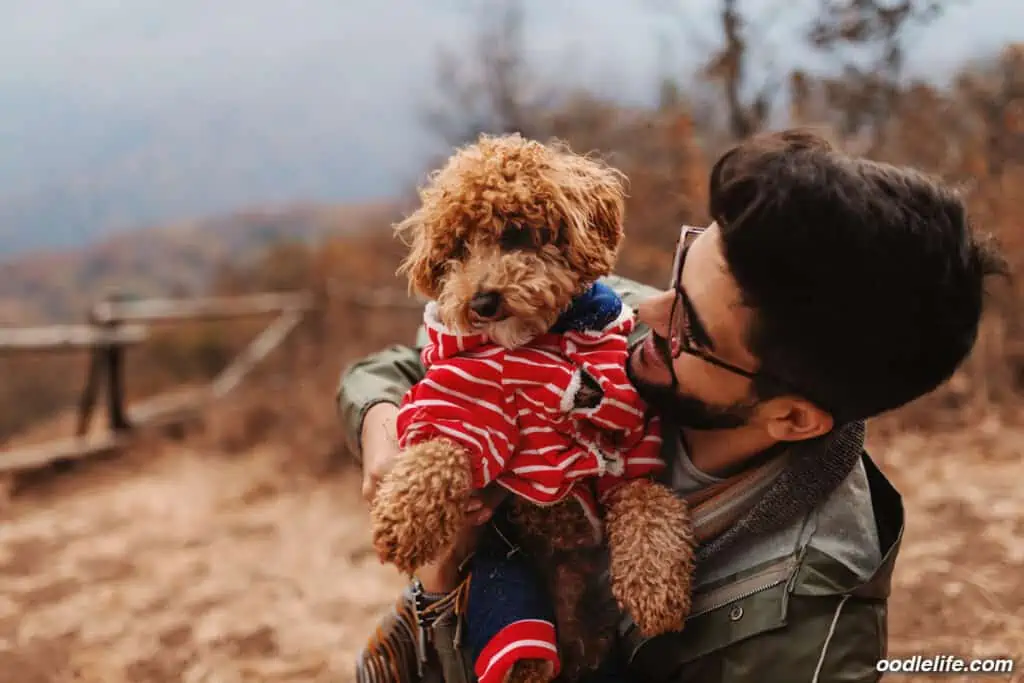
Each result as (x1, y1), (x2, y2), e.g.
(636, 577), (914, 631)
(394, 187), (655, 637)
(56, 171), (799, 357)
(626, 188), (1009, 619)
(394, 212), (447, 299)
(587, 166), (627, 255)
(557, 161), (627, 279)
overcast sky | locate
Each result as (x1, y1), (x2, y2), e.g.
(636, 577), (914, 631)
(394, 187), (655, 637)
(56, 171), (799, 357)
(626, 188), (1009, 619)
(1, 0), (1022, 251)
(5, 1), (1020, 103)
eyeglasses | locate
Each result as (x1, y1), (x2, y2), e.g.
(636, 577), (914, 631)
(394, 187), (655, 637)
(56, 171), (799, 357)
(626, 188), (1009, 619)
(667, 225), (831, 412)
(668, 225), (761, 378)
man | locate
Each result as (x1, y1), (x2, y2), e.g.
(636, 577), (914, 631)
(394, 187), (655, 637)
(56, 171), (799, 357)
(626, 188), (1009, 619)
(337, 129), (1008, 682)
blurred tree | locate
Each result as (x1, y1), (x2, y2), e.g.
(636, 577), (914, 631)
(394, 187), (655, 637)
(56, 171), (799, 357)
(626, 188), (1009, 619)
(421, 0), (559, 148)
(805, 0), (953, 150)
(700, 0), (775, 140)
(650, 0), (953, 147)
(646, 0), (782, 147)
(417, 0), (711, 284)
(953, 43), (1024, 175)
(210, 240), (314, 295)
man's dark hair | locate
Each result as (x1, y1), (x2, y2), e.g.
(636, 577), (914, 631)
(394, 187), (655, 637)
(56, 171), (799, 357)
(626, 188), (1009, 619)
(708, 127), (1010, 422)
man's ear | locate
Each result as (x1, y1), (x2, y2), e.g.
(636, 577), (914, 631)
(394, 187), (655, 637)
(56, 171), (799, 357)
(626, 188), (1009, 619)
(759, 396), (834, 442)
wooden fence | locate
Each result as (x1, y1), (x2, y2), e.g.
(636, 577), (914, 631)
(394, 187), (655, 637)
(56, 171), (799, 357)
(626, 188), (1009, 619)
(0, 291), (314, 475)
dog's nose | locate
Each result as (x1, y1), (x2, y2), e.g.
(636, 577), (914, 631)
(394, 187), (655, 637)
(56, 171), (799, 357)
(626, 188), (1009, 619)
(469, 291), (502, 319)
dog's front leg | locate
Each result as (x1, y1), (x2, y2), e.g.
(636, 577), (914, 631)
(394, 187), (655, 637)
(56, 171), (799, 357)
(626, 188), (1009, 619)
(369, 437), (474, 575)
(603, 479), (697, 637)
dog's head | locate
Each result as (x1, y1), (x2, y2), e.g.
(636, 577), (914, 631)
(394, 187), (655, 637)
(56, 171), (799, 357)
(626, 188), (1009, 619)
(395, 133), (627, 348)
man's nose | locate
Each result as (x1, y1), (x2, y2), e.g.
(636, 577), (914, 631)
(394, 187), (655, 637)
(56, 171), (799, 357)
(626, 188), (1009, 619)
(635, 290), (675, 333)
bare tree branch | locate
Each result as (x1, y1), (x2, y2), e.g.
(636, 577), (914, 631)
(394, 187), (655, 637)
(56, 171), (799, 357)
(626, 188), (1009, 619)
(648, 0), (785, 141)
(419, 0), (559, 148)
(805, 0), (956, 147)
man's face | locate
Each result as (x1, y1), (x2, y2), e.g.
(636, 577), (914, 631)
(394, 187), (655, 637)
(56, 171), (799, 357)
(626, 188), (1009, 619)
(627, 223), (764, 430)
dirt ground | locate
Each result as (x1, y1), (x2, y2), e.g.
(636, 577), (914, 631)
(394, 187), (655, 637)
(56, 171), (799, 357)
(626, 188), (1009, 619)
(0, 421), (1021, 683)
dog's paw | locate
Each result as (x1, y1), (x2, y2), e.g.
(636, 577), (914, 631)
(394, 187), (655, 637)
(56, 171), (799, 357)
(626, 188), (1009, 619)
(611, 559), (694, 637)
(604, 480), (697, 636)
(370, 510), (443, 575)
(369, 439), (473, 574)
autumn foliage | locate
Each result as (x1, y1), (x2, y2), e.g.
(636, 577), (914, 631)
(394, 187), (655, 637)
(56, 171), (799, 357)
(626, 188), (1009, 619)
(1, 28), (1022, 455)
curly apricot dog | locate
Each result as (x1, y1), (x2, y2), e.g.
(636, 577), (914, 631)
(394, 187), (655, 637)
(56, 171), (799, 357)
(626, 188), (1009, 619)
(369, 133), (696, 683)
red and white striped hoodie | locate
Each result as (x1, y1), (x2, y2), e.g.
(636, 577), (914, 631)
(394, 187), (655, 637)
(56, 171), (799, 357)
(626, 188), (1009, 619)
(396, 300), (665, 534)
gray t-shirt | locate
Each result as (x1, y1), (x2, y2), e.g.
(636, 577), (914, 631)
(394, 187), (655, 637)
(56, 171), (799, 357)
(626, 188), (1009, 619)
(670, 441), (725, 495)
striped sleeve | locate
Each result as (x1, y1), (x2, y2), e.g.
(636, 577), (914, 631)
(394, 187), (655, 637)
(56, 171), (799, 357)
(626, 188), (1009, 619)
(395, 352), (517, 489)
(595, 413), (666, 501)
(563, 332), (646, 436)
(474, 620), (559, 683)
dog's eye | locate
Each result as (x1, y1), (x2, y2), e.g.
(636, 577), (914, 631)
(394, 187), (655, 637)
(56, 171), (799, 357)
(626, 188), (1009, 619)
(500, 223), (535, 251)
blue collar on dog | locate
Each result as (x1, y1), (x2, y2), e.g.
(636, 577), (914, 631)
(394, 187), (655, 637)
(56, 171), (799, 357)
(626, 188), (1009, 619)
(549, 281), (623, 333)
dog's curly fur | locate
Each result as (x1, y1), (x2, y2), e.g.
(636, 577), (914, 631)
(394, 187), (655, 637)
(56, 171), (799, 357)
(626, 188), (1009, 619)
(604, 480), (696, 634)
(370, 439), (474, 575)
(370, 133), (696, 683)
(506, 497), (621, 680)
(394, 133), (625, 348)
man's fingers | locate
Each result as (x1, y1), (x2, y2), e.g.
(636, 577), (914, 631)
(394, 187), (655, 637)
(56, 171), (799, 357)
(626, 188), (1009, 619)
(362, 472), (380, 503)
(468, 505), (495, 526)
(464, 498), (487, 525)
(463, 486), (509, 524)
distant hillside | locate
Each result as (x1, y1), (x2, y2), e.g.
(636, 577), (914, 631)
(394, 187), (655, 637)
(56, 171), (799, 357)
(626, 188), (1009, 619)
(0, 93), (418, 255)
(0, 201), (398, 323)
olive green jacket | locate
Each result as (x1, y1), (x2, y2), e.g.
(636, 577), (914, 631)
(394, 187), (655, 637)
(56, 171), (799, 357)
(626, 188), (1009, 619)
(337, 275), (904, 683)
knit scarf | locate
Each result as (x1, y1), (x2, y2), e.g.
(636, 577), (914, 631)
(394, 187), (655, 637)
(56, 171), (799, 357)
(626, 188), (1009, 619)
(680, 419), (866, 566)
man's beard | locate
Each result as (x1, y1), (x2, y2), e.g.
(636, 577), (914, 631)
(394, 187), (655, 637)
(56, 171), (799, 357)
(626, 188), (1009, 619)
(626, 332), (757, 431)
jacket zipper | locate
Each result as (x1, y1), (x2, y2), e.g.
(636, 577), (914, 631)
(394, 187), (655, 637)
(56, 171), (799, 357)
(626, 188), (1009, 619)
(686, 556), (798, 619)
(688, 577), (788, 619)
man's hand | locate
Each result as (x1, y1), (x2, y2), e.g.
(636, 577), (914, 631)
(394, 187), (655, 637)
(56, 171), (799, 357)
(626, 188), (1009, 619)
(360, 402), (402, 504)
(417, 484), (509, 592)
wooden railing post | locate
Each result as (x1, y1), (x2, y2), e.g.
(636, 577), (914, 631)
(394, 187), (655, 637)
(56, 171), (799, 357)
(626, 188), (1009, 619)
(76, 343), (104, 436)
(3, 289), (316, 475)
(102, 294), (131, 432)
(105, 338), (129, 432)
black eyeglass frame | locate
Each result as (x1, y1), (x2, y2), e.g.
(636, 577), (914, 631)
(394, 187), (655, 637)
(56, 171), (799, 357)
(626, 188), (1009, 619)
(669, 225), (760, 378)
(668, 225), (822, 409)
